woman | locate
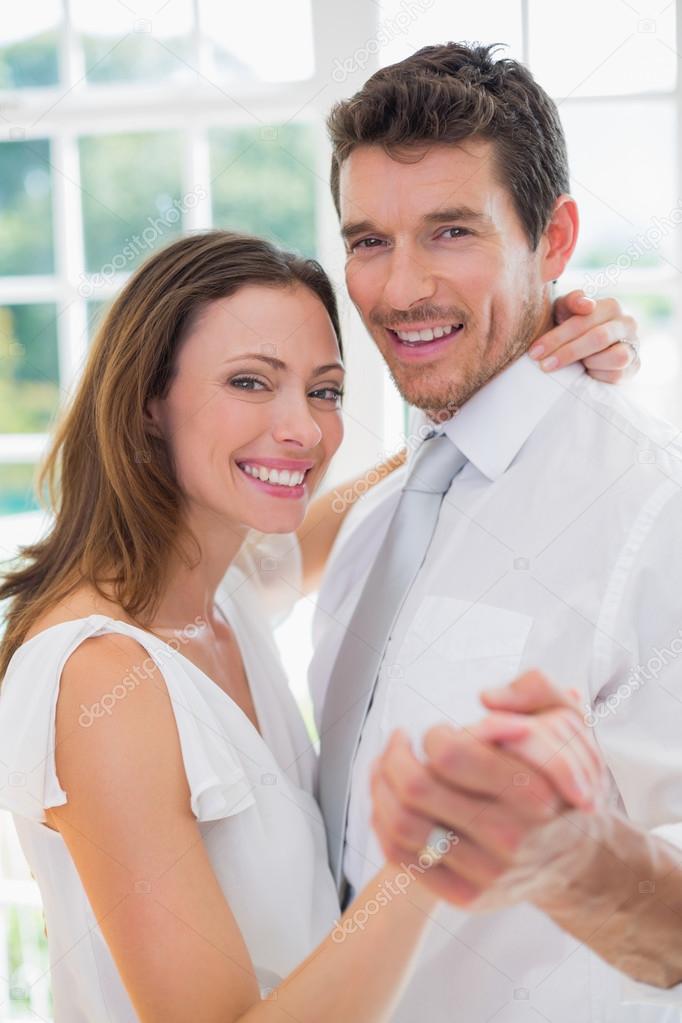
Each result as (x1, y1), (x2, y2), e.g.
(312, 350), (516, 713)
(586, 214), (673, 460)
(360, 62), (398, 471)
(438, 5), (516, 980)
(0, 231), (633, 1022)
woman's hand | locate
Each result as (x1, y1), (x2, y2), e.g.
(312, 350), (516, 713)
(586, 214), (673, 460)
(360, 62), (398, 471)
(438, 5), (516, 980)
(537, 290), (639, 383)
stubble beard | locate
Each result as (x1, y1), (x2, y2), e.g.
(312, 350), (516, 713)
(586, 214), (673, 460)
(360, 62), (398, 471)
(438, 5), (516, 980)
(389, 290), (546, 422)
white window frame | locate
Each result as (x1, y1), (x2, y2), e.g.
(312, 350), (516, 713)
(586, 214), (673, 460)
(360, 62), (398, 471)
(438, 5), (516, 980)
(1, 2), (681, 1016)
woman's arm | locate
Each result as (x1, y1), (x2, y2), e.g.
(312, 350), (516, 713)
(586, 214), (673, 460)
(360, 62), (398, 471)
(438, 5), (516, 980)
(297, 450), (406, 593)
(48, 634), (437, 1023)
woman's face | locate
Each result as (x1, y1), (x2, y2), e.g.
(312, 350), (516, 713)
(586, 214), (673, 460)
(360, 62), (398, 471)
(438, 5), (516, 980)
(147, 283), (345, 538)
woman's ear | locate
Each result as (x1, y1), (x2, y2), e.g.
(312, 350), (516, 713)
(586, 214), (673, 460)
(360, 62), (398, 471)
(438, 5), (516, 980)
(143, 398), (164, 440)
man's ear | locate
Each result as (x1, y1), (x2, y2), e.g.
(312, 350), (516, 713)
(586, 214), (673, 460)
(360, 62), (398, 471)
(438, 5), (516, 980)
(540, 194), (579, 284)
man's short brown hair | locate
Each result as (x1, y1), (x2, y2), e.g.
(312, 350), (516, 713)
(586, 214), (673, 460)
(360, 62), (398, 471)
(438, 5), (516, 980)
(327, 42), (570, 250)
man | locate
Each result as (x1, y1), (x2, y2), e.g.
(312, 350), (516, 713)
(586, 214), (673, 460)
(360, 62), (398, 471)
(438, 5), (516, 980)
(310, 42), (682, 1021)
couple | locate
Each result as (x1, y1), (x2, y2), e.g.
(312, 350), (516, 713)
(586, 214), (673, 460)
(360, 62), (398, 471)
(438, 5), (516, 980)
(0, 41), (681, 1023)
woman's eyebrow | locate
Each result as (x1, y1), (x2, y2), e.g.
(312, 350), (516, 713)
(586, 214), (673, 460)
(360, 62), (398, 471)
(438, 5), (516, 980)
(313, 362), (345, 376)
(221, 353), (344, 375)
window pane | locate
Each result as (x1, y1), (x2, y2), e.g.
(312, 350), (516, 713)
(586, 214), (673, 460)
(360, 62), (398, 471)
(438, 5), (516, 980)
(0, 1), (61, 88)
(87, 299), (109, 342)
(529, 0), (676, 97)
(6, 903), (52, 1017)
(619, 293), (682, 426)
(377, 0), (523, 67)
(0, 464), (41, 516)
(0, 140), (54, 276)
(561, 101), (677, 273)
(0, 304), (60, 432)
(210, 125), (316, 256)
(71, 0), (193, 84)
(200, 0), (314, 82)
(79, 131), (184, 274)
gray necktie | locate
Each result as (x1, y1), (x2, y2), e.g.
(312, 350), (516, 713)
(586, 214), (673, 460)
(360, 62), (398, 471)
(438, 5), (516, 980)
(317, 432), (468, 894)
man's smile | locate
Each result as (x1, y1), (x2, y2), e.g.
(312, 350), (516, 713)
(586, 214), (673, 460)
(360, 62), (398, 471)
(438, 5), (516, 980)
(384, 323), (465, 361)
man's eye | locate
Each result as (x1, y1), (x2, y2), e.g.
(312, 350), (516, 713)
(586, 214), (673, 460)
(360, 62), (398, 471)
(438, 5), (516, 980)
(229, 375), (268, 391)
(310, 386), (344, 404)
(351, 237), (385, 251)
(440, 227), (469, 239)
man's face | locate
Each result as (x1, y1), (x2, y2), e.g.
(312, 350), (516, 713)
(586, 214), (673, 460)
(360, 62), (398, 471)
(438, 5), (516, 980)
(340, 140), (554, 417)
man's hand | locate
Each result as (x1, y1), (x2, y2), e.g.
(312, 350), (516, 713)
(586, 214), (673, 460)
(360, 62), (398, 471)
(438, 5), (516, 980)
(536, 290), (639, 383)
(476, 670), (607, 807)
(369, 671), (606, 908)
(371, 670), (682, 988)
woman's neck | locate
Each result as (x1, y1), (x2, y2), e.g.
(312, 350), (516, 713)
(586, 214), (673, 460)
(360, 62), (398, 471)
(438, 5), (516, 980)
(149, 514), (249, 631)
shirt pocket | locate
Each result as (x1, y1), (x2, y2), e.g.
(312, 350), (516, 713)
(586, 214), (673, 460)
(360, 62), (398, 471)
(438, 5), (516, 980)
(381, 596), (533, 752)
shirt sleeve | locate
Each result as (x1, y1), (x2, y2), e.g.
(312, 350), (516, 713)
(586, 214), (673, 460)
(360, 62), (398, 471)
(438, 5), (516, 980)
(591, 478), (682, 833)
(589, 478), (682, 1008)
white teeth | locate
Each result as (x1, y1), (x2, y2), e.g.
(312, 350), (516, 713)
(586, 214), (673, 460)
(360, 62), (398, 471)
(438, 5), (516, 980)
(395, 324), (456, 343)
(240, 463), (306, 487)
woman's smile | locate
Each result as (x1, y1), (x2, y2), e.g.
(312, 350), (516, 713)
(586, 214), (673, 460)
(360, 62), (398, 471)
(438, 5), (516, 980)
(235, 457), (314, 500)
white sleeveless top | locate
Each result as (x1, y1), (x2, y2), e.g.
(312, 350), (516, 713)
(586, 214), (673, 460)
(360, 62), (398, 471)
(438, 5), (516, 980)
(0, 533), (340, 1022)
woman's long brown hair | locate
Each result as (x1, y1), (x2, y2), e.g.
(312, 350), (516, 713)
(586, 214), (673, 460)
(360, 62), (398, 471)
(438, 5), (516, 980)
(0, 230), (342, 681)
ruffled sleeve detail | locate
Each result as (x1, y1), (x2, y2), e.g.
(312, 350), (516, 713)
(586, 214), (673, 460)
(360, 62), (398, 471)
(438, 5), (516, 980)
(0, 615), (256, 824)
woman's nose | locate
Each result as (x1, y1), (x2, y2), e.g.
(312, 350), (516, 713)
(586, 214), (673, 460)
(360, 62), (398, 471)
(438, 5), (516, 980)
(271, 396), (323, 450)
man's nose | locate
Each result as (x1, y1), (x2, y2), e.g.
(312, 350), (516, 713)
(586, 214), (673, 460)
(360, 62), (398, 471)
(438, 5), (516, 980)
(381, 245), (437, 311)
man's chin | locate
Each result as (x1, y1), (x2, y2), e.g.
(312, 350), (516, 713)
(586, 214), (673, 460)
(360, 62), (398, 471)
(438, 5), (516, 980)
(389, 342), (528, 419)
(390, 370), (477, 420)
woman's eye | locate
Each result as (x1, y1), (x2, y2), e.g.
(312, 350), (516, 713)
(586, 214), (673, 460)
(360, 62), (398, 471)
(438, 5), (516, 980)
(229, 375), (268, 391)
(310, 386), (344, 405)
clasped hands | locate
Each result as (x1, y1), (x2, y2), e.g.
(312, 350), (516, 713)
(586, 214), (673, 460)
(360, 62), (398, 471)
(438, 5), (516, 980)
(370, 670), (609, 910)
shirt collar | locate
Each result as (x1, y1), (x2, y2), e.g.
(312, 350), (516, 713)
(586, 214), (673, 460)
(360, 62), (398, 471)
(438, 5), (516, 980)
(406, 354), (585, 482)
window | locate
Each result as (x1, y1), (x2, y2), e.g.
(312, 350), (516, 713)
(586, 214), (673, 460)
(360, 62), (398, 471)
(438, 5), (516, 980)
(1, 2), (680, 1015)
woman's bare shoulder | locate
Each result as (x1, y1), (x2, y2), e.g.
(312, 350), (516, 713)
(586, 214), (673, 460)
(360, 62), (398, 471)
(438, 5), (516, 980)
(42, 590), (183, 833)
(23, 584), (134, 643)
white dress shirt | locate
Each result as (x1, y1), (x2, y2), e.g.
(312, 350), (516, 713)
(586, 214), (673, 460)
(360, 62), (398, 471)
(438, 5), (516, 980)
(310, 354), (682, 1022)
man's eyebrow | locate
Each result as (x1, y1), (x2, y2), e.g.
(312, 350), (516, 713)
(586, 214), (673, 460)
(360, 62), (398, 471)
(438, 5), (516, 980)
(221, 353), (344, 375)
(340, 219), (375, 243)
(423, 206), (492, 227)
(341, 206), (492, 242)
